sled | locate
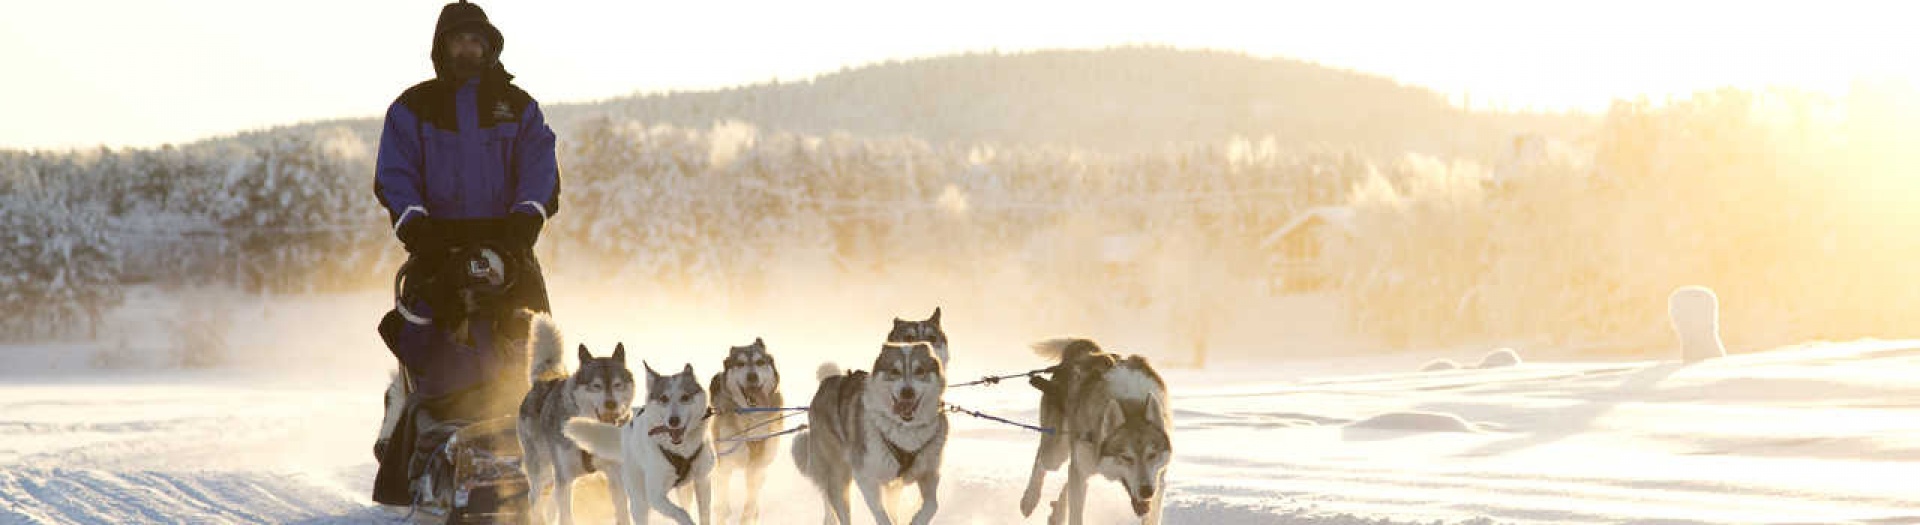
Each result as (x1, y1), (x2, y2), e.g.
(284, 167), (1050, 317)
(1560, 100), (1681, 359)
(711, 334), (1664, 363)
(409, 415), (530, 524)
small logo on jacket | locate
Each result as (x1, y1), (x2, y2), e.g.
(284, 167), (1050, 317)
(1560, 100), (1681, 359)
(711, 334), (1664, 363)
(492, 102), (516, 121)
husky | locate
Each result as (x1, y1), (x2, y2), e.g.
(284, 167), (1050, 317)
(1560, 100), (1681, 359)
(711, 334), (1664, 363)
(374, 370), (407, 460)
(1019, 338), (1172, 525)
(517, 316), (638, 525)
(707, 338), (784, 524)
(887, 307), (949, 367)
(565, 362), (716, 525)
(791, 342), (948, 525)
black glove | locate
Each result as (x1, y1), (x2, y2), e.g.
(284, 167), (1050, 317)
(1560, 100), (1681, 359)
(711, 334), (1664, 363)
(507, 212), (544, 249)
(396, 216), (444, 254)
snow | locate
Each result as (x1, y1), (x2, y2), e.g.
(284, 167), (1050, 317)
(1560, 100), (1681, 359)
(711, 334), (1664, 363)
(1345, 412), (1486, 434)
(6, 293), (1920, 524)
(1669, 286), (1726, 363)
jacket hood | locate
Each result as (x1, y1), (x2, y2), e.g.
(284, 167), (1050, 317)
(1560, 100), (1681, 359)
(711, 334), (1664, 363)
(430, 1), (508, 80)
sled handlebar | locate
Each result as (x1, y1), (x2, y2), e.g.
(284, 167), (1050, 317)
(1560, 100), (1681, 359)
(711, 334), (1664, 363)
(425, 217), (517, 247)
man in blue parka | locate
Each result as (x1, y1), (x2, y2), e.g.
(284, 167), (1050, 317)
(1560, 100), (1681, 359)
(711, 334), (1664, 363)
(375, 0), (558, 296)
(371, 0), (559, 506)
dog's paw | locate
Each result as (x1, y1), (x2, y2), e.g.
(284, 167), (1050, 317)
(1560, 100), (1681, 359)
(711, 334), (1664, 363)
(1020, 486), (1041, 516)
(1046, 500), (1067, 525)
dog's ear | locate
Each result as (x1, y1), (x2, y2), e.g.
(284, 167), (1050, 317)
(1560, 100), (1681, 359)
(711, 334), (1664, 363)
(1101, 399), (1127, 433)
(612, 343), (626, 364)
(914, 342), (939, 367)
(874, 344), (895, 372)
(929, 307), (941, 325)
(1144, 395), (1166, 429)
(681, 363), (695, 377)
(752, 337), (765, 349)
(645, 361), (660, 381)
(578, 344), (592, 362)
(893, 317), (905, 327)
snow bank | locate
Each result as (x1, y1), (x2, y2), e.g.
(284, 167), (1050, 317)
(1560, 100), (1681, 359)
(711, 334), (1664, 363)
(1669, 285), (1725, 362)
(1476, 348), (1521, 368)
(1346, 411), (1484, 433)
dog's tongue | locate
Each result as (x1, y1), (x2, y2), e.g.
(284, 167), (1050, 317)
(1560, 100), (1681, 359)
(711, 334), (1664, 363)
(1131, 497), (1150, 516)
(597, 411), (621, 424)
(648, 425), (686, 445)
(743, 387), (764, 407)
(892, 397), (917, 420)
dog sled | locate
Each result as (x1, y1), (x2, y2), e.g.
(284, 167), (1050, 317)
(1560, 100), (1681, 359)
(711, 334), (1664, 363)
(385, 409), (530, 524)
(371, 219), (544, 524)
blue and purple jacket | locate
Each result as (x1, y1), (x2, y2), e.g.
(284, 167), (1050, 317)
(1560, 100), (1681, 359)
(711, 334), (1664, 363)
(372, 68), (560, 231)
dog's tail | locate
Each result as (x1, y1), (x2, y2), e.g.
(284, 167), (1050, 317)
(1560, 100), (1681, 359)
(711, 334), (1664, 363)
(1031, 337), (1100, 363)
(562, 417), (624, 461)
(790, 364), (840, 482)
(374, 369), (407, 459)
(527, 311), (564, 384)
(789, 426), (812, 477)
(816, 363), (842, 381)
(378, 369), (406, 437)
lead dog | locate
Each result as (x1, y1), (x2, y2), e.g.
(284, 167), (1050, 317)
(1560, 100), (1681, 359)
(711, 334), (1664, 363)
(1019, 338), (1172, 525)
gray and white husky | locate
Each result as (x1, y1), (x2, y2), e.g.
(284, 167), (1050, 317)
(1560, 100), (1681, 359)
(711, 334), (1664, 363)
(1019, 338), (1172, 525)
(566, 362), (716, 525)
(517, 314), (638, 525)
(886, 307), (949, 367)
(707, 338), (783, 524)
(791, 342), (948, 525)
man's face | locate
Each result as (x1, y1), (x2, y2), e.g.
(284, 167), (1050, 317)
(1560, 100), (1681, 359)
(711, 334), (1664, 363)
(443, 30), (490, 79)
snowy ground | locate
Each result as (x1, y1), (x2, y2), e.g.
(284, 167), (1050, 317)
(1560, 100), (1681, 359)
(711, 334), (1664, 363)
(6, 290), (1920, 524)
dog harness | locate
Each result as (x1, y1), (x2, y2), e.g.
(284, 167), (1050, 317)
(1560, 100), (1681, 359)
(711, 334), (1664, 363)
(658, 444), (703, 487)
(881, 436), (925, 478)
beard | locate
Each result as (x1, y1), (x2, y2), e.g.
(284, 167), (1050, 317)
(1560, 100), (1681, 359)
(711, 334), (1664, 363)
(445, 54), (489, 79)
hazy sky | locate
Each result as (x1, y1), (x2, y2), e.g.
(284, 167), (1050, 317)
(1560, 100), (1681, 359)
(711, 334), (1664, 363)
(3, 0), (1914, 149)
